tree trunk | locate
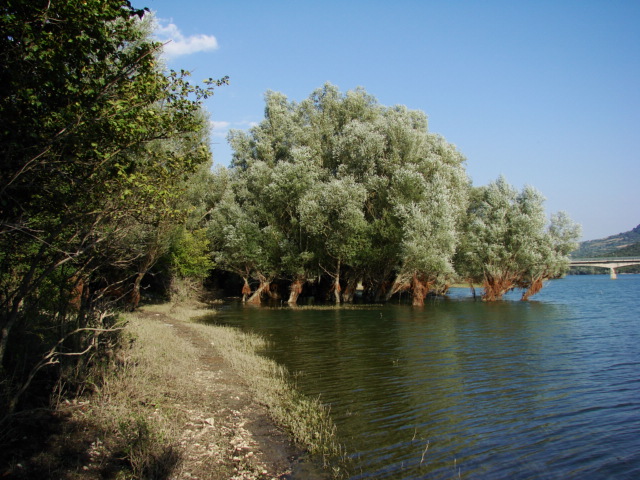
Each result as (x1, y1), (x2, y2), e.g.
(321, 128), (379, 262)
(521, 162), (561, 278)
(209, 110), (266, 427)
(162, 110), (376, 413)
(130, 272), (144, 311)
(0, 302), (20, 368)
(371, 266), (394, 302)
(241, 277), (251, 303)
(287, 277), (305, 306)
(267, 283), (280, 300)
(247, 275), (271, 305)
(521, 276), (544, 301)
(341, 275), (359, 303)
(482, 272), (514, 301)
(386, 274), (410, 302)
(411, 274), (429, 306)
(130, 241), (162, 311)
(332, 261), (341, 304)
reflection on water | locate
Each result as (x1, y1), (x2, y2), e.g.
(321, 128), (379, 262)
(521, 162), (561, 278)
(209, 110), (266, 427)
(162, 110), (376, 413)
(207, 275), (640, 479)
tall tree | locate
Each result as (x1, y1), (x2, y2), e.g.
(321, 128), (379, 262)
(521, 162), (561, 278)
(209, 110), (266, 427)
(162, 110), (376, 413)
(299, 177), (368, 304)
(0, 0), (224, 412)
(455, 177), (580, 300)
(225, 84), (469, 303)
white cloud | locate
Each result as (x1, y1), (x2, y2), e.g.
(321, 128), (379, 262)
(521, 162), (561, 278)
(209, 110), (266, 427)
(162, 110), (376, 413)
(155, 19), (218, 58)
(210, 120), (230, 130)
(210, 120), (230, 138)
(209, 120), (258, 138)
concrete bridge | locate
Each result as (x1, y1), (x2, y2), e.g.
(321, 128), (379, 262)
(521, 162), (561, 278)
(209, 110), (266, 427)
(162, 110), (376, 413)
(569, 257), (640, 279)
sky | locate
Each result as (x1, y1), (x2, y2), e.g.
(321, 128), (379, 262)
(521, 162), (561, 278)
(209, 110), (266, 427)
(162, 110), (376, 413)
(146, 0), (639, 241)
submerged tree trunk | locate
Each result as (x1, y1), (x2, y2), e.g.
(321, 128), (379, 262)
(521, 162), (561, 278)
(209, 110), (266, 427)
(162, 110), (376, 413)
(371, 266), (394, 302)
(373, 281), (388, 303)
(267, 283), (280, 301)
(287, 277), (305, 306)
(386, 274), (410, 302)
(411, 273), (430, 306)
(521, 276), (544, 301)
(333, 277), (341, 305)
(332, 260), (341, 304)
(247, 275), (271, 305)
(241, 277), (251, 303)
(341, 274), (359, 303)
(469, 281), (477, 299)
(482, 271), (515, 301)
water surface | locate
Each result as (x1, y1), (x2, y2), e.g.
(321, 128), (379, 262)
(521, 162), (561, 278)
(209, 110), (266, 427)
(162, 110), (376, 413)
(208, 275), (640, 479)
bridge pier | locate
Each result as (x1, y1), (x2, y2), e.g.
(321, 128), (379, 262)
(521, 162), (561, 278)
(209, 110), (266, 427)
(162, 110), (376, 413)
(610, 267), (617, 280)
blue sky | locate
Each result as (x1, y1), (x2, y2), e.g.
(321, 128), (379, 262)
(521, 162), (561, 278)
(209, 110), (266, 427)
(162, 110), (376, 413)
(147, 0), (639, 241)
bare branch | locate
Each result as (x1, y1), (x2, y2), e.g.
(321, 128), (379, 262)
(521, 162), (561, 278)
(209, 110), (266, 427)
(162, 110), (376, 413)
(5, 321), (125, 417)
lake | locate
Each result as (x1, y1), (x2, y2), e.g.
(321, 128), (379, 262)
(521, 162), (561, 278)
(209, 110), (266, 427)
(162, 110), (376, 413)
(207, 275), (640, 479)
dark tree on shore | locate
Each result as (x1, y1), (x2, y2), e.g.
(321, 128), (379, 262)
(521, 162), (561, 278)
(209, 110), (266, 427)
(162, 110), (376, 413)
(0, 0), (225, 415)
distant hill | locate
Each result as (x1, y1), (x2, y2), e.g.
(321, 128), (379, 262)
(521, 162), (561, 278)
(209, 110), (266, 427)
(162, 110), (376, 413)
(570, 224), (640, 274)
(571, 224), (640, 258)
(603, 241), (640, 257)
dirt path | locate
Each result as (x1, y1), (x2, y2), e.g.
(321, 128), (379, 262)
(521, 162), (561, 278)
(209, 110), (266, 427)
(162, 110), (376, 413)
(1, 309), (326, 480)
(146, 311), (304, 480)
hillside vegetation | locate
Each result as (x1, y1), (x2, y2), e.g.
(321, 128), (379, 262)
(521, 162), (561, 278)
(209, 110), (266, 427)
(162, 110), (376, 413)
(571, 225), (640, 258)
(570, 224), (640, 274)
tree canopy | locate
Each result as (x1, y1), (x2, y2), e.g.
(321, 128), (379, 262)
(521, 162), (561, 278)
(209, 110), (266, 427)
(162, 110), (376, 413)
(207, 85), (580, 305)
(0, 0), (226, 415)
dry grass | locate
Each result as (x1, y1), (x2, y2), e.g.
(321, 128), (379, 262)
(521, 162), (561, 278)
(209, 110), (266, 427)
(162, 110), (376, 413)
(76, 311), (201, 478)
(187, 322), (343, 458)
(3, 302), (347, 479)
(0, 310), (203, 479)
(148, 302), (348, 475)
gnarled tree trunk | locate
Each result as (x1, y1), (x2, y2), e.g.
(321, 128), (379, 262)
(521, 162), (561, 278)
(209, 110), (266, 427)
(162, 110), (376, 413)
(411, 273), (431, 306)
(386, 274), (410, 301)
(482, 271), (515, 301)
(521, 276), (544, 301)
(287, 277), (305, 306)
(247, 274), (271, 305)
(241, 277), (251, 302)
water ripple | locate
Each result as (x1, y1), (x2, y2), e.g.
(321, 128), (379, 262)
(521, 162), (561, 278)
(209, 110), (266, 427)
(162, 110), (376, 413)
(212, 275), (640, 479)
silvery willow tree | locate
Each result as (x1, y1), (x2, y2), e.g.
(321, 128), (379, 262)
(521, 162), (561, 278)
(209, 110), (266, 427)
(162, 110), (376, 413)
(213, 84), (469, 305)
(455, 176), (581, 300)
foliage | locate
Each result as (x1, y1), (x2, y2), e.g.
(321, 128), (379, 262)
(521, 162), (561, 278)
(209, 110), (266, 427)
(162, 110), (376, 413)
(212, 85), (579, 305)
(215, 84), (470, 304)
(605, 241), (640, 257)
(455, 177), (581, 300)
(571, 224), (640, 258)
(0, 0), (225, 415)
(169, 227), (214, 280)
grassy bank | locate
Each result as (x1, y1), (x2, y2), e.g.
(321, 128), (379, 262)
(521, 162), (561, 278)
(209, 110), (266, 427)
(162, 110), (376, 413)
(1, 306), (201, 478)
(146, 303), (346, 475)
(2, 302), (344, 479)
(183, 318), (345, 464)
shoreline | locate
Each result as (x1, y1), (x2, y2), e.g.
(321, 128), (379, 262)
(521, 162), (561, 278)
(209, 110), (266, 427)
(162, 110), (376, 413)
(1, 303), (338, 479)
